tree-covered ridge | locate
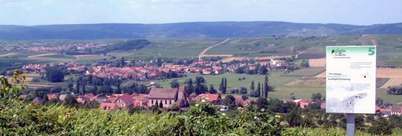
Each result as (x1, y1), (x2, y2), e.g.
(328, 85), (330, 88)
(1, 22), (402, 40)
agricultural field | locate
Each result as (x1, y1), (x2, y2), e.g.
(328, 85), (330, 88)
(296, 45), (325, 60)
(269, 86), (325, 100)
(149, 71), (298, 91)
(308, 58), (326, 67)
(377, 68), (402, 79)
(314, 71), (326, 78)
(285, 77), (325, 87)
(385, 57), (402, 66)
(284, 67), (326, 77)
(4, 73), (62, 89)
(2, 35), (402, 64)
(125, 39), (223, 59)
(376, 78), (390, 88)
(377, 88), (402, 105)
(26, 53), (76, 63)
(74, 54), (107, 64)
(381, 78), (402, 89)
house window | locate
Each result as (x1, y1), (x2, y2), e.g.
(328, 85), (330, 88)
(152, 100), (154, 104)
(165, 100), (167, 104)
(170, 101), (172, 105)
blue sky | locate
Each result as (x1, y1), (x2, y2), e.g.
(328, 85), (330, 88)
(1, 0), (401, 26)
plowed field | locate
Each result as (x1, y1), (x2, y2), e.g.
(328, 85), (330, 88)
(381, 78), (402, 88)
(309, 58), (326, 67)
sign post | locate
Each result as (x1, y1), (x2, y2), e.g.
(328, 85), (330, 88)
(347, 114), (355, 136)
(326, 46), (376, 136)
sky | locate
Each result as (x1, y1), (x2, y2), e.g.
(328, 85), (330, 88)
(0, 0), (401, 26)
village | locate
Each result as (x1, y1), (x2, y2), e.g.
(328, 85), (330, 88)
(0, 43), (109, 52)
(16, 56), (402, 118)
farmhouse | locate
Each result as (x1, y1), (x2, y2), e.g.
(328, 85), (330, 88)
(113, 94), (134, 109)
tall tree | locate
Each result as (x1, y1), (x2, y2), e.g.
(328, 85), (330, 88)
(250, 81), (255, 91)
(257, 82), (261, 97)
(93, 85), (98, 94)
(264, 74), (271, 98)
(45, 67), (65, 82)
(170, 80), (180, 88)
(81, 81), (86, 95)
(311, 93), (322, 101)
(224, 78), (227, 91)
(185, 79), (194, 96)
(219, 78), (225, 92)
(121, 57), (125, 67)
(75, 79), (80, 94)
(157, 58), (163, 67)
(258, 65), (268, 75)
(209, 84), (217, 94)
(222, 95), (236, 109)
(261, 84), (264, 98)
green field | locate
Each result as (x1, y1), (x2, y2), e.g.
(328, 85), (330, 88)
(148, 71), (328, 100)
(385, 57), (402, 65)
(284, 68), (326, 77)
(150, 71), (298, 90)
(376, 78), (390, 88)
(377, 89), (402, 105)
(123, 39), (223, 59)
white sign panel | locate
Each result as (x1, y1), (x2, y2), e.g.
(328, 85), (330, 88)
(326, 46), (376, 114)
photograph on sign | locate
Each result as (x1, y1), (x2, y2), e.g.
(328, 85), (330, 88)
(326, 46), (376, 114)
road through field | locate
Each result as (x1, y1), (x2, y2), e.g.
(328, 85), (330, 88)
(198, 38), (230, 60)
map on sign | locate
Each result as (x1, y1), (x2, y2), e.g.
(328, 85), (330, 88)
(326, 46), (376, 114)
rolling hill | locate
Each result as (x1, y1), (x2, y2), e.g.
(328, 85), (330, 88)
(0, 22), (401, 40)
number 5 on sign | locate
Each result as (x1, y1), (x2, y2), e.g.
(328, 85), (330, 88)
(368, 47), (375, 55)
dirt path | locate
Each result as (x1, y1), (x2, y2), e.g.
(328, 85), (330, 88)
(198, 38), (230, 60)
(371, 39), (378, 46)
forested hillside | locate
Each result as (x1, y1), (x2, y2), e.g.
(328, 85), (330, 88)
(1, 22), (402, 40)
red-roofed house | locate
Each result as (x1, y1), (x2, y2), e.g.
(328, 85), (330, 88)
(235, 96), (247, 106)
(100, 103), (118, 111)
(84, 93), (95, 100)
(320, 102), (326, 109)
(133, 94), (148, 107)
(113, 94), (134, 109)
(47, 94), (58, 100)
(20, 94), (28, 100)
(76, 95), (90, 104)
(202, 68), (212, 75)
(294, 99), (310, 108)
(193, 93), (221, 104)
